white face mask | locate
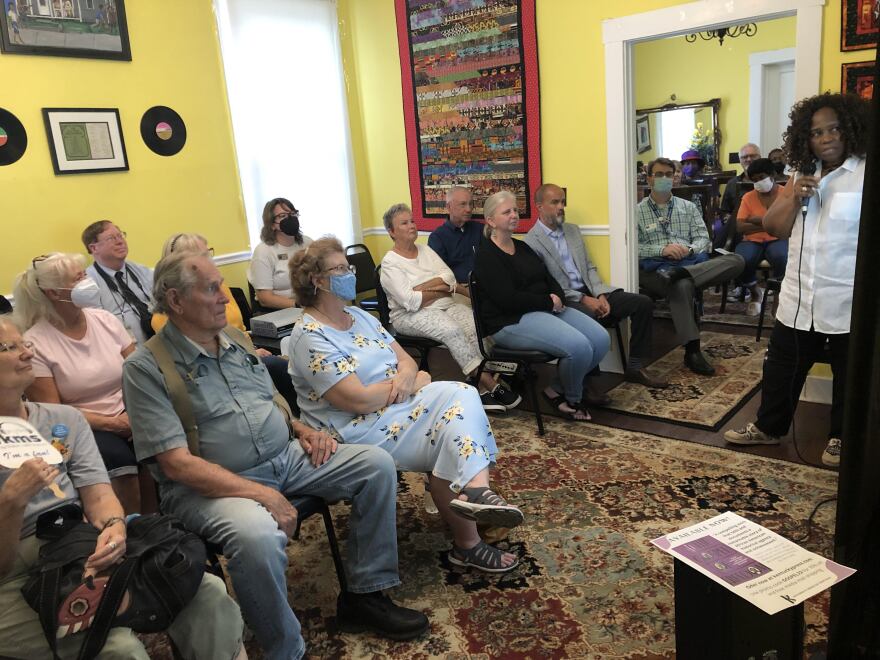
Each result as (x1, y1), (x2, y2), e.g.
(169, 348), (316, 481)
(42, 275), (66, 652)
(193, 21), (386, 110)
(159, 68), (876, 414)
(67, 278), (102, 309)
(753, 177), (774, 194)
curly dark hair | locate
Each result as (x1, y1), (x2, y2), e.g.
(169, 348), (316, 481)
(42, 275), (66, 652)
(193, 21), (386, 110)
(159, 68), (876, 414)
(782, 92), (871, 172)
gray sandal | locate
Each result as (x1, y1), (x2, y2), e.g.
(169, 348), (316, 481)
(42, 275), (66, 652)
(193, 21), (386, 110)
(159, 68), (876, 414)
(448, 487), (524, 528)
(449, 541), (519, 573)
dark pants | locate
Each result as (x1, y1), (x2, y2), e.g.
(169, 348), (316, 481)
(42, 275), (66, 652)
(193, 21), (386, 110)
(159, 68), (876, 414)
(92, 430), (138, 478)
(569, 289), (654, 360)
(755, 322), (849, 440)
(734, 238), (788, 285)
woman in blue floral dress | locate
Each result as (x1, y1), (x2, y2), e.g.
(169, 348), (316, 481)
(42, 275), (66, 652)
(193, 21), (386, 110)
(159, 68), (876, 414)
(288, 238), (523, 572)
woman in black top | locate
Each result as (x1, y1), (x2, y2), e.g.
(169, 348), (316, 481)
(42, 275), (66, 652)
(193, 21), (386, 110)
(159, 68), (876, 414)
(473, 191), (610, 420)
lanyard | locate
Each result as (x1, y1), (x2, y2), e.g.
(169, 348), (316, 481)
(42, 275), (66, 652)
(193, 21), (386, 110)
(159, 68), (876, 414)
(646, 196), (674, 224)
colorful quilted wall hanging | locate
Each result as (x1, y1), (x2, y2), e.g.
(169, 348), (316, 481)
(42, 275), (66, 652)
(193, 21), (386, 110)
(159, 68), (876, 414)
(395, 0), (542, 230)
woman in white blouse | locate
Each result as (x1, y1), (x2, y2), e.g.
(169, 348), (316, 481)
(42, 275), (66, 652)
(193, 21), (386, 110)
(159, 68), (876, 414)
(380, 204), (519, 412)
(248, 197), (313, 309)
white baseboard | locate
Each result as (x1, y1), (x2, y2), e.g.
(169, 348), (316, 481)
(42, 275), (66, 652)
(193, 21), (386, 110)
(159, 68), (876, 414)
(800, 374), (833, 405)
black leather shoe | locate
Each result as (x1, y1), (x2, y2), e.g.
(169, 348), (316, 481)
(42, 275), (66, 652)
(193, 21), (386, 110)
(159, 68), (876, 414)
(336, 591), (429, 641)
(684, 350), (716, 376)
(623, 368), (668, 388)
(582, 383), (612, 407)
(656, 265), (691, 290)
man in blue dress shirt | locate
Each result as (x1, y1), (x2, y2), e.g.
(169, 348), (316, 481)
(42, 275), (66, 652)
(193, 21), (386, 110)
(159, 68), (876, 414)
(428, 186), (483, 288)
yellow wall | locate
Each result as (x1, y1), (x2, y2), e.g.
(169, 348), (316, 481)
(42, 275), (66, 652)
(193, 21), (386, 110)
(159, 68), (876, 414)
(0, 1), (250, 294)
(634, 16), (796, 171)
(339, 0), (873, 280)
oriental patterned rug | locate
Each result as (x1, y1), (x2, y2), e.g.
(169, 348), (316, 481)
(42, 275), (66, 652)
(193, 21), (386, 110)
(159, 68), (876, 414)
(603, 332), (767, 430)
(143, 415), (835, 659)
(653, 287), (778, 330)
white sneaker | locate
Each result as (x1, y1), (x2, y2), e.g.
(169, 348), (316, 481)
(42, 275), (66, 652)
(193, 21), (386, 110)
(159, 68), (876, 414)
(747, 302), (761, 316)
(723, 422), (780, 446)
(821, 438), (841, 468)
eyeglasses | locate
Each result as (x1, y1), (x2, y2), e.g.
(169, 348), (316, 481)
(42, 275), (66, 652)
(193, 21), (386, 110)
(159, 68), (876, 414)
(273, 211), (299, 222)
(809, 125), (842, 140)
(324, 264), (356, 276)
(0, 340), (35, 355)
(94, 231), (127, 244)
(650, 171), (675, 178)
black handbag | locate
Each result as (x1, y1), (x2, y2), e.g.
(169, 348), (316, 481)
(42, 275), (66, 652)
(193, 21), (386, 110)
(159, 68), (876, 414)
(22, 510), (207, 660)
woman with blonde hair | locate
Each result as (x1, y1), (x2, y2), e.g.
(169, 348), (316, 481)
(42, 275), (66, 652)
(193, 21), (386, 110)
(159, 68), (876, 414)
(474, 191), (610, 421)
(288, 236), (524, 573)
(151, 233), (245, 333)
(13, 253), (140, 512)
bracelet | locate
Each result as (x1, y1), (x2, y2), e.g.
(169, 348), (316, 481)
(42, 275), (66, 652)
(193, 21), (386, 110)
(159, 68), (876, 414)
(100, 516), (125, 533)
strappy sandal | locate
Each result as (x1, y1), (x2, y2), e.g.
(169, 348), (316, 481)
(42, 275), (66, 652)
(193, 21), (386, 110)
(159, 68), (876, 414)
(541, 391), (591, 421)
(449, 541), (519, 573)
(448, 487), (524, 528)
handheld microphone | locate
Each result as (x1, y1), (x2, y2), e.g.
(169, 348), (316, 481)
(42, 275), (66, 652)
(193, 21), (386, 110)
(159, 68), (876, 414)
(800, 163), (816, 219)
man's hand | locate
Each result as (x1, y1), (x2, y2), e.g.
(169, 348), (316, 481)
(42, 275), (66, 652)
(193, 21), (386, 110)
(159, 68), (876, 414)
(596, 294), (611, 318)
(1, 458), (59, 508)
(84, 524), (127, 576)
(579, 296), (604, 317)
(295, 425), (337, 467)
(256, 488), (299, 538)
(256, 348), (273, 358)
(661, 243), (690, 260)
(550, 293), (564, 313)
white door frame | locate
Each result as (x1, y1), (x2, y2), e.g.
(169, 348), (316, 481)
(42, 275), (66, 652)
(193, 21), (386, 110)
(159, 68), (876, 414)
(602, 0), (824, 294)
(749, 47), (797, 147)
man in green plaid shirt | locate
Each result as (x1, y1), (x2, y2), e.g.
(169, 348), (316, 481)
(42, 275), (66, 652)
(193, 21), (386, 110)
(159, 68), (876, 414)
(637, 158), (744, 376)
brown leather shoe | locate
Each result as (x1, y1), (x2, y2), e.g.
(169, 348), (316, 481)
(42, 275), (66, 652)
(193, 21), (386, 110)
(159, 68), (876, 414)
(624, 368), (668, 388)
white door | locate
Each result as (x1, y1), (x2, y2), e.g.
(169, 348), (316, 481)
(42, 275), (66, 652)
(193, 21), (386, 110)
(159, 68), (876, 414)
(761, 60), (795, 152)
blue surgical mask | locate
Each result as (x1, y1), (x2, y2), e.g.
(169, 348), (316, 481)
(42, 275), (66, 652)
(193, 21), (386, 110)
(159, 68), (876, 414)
(328, 272), (356, 301)
(652, 177), (674, 194)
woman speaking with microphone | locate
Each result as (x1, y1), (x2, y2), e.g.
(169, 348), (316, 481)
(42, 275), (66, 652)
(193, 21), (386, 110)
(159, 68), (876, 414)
(723, 92), (870, 468)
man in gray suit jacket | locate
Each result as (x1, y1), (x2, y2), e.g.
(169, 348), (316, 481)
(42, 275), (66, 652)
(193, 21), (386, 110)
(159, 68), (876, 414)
(525, 184), (667, 389)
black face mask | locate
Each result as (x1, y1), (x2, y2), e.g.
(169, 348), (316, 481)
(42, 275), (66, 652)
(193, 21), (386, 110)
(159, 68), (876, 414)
(773, 161), (785, 175)
(279, 216), (300, 237)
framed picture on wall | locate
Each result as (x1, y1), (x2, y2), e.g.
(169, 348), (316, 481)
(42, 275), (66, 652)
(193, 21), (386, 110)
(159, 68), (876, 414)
(841, 0), (879, 51)
(1, 0), (131, 60)
(636, 115), (651, 154)
(842, 61), (876, 100)
(42, 108), (129, 175)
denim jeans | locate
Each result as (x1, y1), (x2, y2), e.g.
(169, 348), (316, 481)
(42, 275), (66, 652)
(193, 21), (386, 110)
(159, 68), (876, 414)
(735, 238), (788, 285)
(491, 308), (610, 403)
(160, 441), (400, 660)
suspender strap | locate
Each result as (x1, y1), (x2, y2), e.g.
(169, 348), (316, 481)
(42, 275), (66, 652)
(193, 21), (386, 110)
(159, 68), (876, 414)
(223, 326), (294, 427)
(143, 335), (201, 457)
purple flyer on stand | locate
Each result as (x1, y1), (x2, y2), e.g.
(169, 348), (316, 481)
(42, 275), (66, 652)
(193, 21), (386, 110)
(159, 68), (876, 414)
(673, 535), (771, 586)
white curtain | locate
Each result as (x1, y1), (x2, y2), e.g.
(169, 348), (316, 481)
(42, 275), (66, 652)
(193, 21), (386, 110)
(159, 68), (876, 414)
(215, 0), (359, 249)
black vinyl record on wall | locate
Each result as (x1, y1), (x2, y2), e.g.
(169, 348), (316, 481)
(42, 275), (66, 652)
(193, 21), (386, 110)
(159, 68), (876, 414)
(140, 106), (187, 156)
(0, 107), (28, 165)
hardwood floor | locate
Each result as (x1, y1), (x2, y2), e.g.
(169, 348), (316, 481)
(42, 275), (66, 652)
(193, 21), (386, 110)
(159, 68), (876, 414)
(418, 316), (836, 471)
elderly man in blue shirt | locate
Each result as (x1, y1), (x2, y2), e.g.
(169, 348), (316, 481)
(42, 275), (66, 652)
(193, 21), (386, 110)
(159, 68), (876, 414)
(122, 251), (427, 660)
(427, 186), (483, 287)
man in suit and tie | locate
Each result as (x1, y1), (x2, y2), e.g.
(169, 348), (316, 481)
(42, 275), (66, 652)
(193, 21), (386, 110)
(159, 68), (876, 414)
(82, 220), (154, 344)
(525, 184), (667, 389)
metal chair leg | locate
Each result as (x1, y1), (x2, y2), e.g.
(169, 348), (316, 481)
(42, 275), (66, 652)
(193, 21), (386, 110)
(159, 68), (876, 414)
(522, 364), (544, 436)
(320, 503), (348, 593)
